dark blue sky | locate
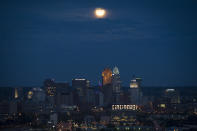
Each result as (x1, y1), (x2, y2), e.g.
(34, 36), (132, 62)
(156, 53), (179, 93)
(0, 0), (197, 87)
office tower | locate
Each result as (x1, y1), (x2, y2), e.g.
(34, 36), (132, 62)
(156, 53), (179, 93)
(103, 84), (113, 106)
(101, 68), (114, 106)
(112, 66), (121, 93)
(129, 76), (143, 105)
(44, 79), (56, 97)
(72, 78), (90, 104)
(164, 89), (180, 104)
(102, 68), (112, 86)
(95, 89), (104, 106)
(111, 66), (121, 104)
(86, 87), (95, 105)
(72, 78), (89, 96)
(56, 82), (73, 107)
(44, 79), (57, 105)
(98, 91), (104, 106)
(30, 87), (46, 103)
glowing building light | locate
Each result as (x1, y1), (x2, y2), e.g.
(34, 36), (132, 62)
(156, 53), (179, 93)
(166, 89), (175, 92)
(14, 88), (18, 99)
(74, 79), (86, 81)
(130, 77), (141, 88)
(160, 104), (166, 108)
(27, 91), (33, 99)
(130, 83), (139, 88)
(102, 68), (112, 86)
(112, 105), (138, 111)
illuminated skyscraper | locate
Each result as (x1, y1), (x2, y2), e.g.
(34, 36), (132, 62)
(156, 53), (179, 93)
(112, 66), (121, 104)
(130, 79), (139, 88)
(44, 79), (56, 105)
(44, 79), (56, 96)
(164, 89), (180, 104)
(129, 76), (143, 105)
(112, 66), (121, 93)
(102, 68), (112, 86)
(44, 79), (71, 106)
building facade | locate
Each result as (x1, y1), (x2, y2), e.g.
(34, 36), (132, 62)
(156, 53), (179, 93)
(102, 68), (112, 86)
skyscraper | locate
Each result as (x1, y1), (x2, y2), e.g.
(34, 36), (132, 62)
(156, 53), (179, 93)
(44, 79), (56, 105)
(29, 87), (46, 103)
(164, 89), (180, 104)
(111, 66), (122, 104)
(130, 78), (139, 88)
(102, 68), (112, 86)
(112, 66), (121, 93)
(129, 76), (143, 105)
(54, 82), (72, 108)
(44, 79), (70, 106)
(72, 78), (90, 105)
(44, 79), (56, 97)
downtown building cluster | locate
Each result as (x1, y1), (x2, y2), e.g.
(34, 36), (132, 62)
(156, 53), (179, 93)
(43, 66), (143, 111)
(0, 67), (197, 130)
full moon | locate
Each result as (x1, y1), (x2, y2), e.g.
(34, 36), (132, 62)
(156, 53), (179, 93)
(94, 8), (106, 18)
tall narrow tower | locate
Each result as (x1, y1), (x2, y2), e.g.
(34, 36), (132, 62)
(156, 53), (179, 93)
(112, 66), (121, 93)
(129, 76), (143, 105)
(111, 66), (122, 104)
(14, 88), (18, 99)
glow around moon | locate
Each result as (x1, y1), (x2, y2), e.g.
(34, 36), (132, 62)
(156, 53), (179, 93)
(94, 8), (107, 18)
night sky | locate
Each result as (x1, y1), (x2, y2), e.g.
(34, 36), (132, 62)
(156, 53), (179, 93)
(1, 0), (197, 87)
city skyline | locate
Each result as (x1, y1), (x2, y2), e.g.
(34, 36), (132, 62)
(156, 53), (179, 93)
(1, 0), (197, 87)
(0, 1), (197, 130)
